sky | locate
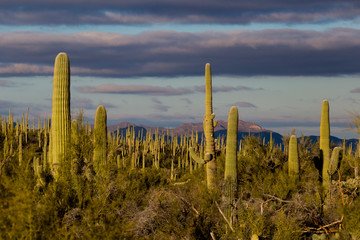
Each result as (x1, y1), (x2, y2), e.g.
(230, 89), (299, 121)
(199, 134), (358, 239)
(1, 0), (360, 139)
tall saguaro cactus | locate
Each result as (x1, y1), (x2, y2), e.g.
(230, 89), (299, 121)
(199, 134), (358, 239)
(320, 99), (330, 189)
(224, 106), (238, 223)
(50, 52), (71, 176)
(189, 63), (217, 189)
(93, 105), (108, 175)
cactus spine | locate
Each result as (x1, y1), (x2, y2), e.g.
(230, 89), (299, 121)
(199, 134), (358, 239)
(224, 106), (238, 223)
(93, 105), (108, 175)
(50, 52), (71, 176)
(189, 63), (217, 189)
(288, 134), (299, 180)
(320, 99), (330, 189)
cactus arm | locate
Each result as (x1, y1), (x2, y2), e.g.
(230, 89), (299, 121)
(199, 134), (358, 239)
(213, 119), (218, 128)
(189, 147), (212, 165)
(329, 147), (342, 175)
(189, 147), (205, 164)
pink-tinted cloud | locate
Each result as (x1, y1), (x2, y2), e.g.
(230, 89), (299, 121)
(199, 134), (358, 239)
(76, 84), (194, 96)
(350, 88), (360, 93)
(195, 85), (263, 93)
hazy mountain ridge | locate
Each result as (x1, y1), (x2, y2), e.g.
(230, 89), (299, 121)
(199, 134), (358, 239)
(108, 121), (358, 147)
(108, 120), (267, 135)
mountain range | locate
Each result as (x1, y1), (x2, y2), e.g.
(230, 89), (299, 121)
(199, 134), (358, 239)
(108, 120), (358, 147)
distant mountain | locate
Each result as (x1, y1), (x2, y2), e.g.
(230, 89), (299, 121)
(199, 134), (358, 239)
(108, 120), (268, 135)
(172, 120), (267, 135)
(108, 121), (358, 147)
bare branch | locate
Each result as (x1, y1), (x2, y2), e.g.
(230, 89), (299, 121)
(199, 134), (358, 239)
(215, 201), (235, 233)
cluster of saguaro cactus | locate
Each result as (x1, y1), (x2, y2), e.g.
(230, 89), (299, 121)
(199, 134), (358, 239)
(50, 52), (71, 177)
(4, 54), (352, 197)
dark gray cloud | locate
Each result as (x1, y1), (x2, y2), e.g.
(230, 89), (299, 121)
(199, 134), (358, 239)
(0, 28), (360, 77)
(0, 1), (359, 25)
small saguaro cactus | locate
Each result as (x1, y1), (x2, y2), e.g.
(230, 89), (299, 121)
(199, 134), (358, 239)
(93, 105), (108, 175)
(224, 106), (238, 183)
(224, 106), (238, 223)
(50, 52), (71, 176)
(189, 63), (217, 189)
(288, 134), (299, 180)
(329, 147), (342, 176)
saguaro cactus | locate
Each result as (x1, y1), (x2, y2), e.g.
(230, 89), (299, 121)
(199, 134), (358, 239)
(320, 99), (330, 189)
(329, 147), (342, 176)
(50, 52), (71, 176)
(224, 106), (238, 223)
(225, 106), (238, 183)
(93, 105), (108, 175)
(288, 134), (299, 180)
(189, 63), (217, 189)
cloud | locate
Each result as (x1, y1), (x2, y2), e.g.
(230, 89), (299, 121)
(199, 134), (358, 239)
(0, 99), (22, 111)
(71, 98), (116, 110)
(0, 79), (15, 87)
(76, 84), (194, 96)
(99, 101), (116, 109)
(0, 28), (360, 77)
(153, 104), (170, 112)
(0, 1), (359, 25)
(72, 98), (97, 110)
(195, 85), (263, 93)
(233, 101), (257, 108)
(151, 98), (162, 105)
(151, 98), (170, 112)
(107, 112), (198, 127)
(0, 63), (53, 75)
(181, 98), (192, 104)
(350, 88), (360, 93)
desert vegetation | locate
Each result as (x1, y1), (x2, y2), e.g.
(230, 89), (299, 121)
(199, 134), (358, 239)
(0, 52), (359, 239)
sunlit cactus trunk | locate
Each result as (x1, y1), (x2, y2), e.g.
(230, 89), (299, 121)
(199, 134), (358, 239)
(204, 63), (217, 189)
(320, 99), (330, 189)
(189, 63), (218, 189)
(50, 52), (71, 177)
(288, 134), (299, 180)
(224, 106), (238, 223)
(93, 105), (108, 175)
